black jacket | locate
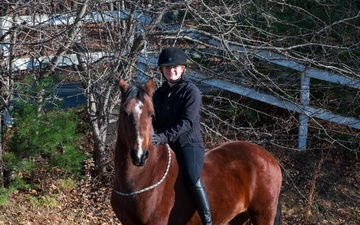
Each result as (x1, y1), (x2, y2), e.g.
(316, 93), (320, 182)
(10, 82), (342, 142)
(153, 80), (204, 150)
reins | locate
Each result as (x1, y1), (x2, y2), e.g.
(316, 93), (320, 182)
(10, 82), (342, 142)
(114, 144), (172, 196)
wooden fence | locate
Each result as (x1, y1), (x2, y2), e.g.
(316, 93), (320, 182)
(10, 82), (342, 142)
(1, 10), (359, 150)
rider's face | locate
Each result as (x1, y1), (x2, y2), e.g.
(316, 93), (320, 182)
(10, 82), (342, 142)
(161, 65), (185, 85)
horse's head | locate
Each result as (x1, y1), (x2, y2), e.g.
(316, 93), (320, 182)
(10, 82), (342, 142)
(118, 79), (155, 166)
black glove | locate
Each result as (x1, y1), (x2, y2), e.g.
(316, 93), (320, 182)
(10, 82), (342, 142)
(152, 133), (167, 148)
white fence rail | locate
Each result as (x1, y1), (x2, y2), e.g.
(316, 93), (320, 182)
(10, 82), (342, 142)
(1, 11), (359, 150)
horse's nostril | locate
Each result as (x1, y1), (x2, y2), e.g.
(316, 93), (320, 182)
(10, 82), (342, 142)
(144, 150), (149, 158)
(140, 150), (149, 164)
(130, 150), (137, 160)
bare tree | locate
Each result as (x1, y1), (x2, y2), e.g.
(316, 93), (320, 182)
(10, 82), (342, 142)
(0, 0), (168, 176)
(1, 0), (359, 178)
(70, 0), (168, 174)
(154, 0), (360, 151)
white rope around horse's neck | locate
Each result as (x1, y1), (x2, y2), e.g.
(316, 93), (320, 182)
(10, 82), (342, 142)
(114, 145), (172, 196)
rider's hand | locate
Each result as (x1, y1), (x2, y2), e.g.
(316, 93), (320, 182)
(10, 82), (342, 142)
(151, 133), (167, 148)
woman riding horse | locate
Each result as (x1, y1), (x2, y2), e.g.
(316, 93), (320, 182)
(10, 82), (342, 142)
(151, 47), (212, 224)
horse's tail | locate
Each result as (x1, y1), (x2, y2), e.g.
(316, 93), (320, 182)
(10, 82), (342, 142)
(274, 196), (282, 225)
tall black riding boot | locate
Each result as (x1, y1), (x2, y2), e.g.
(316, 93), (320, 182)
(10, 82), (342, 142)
(191, 179), (213, 225)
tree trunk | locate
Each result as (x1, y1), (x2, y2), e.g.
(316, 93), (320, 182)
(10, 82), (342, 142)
(0, 113), (3, 187)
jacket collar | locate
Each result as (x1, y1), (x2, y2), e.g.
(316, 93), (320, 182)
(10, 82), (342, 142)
(160, 80), (185, 92)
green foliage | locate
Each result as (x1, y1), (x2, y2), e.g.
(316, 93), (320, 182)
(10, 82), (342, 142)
(244, 0), (359, 51)
(221, 104), (257, 123)
(310, 79), (360, 117)
(0, 189), (9, 205)
(227, 105), (257, 121)
(55, 178), (77, 192)
(0, 186), (15, 205)
(0, 176), (30, 204)
(23, 194), (59, 209)
(4, 76), (86, 189)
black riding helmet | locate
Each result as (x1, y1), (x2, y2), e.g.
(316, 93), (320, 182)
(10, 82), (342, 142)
(158, 47), (187, 66)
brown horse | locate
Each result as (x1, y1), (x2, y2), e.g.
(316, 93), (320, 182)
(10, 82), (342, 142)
(111, 79), (282, 225)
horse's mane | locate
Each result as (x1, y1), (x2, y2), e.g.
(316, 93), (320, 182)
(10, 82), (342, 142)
(122, 84), (146, 106)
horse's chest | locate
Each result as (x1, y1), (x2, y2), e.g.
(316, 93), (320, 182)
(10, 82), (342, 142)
(118, 193), (174, 222)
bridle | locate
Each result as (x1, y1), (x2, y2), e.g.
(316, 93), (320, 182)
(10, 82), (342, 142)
(114, 144), (172, 196)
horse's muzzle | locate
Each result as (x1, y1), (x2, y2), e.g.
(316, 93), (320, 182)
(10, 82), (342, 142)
(130, 149), (149, 166)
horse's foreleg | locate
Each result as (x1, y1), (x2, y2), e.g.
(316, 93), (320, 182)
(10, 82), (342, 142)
(228, 211), (250, 225)
(248, 204), (279, 225)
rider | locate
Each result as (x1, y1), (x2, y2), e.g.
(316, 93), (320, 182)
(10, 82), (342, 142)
(151, 47), (212, 225)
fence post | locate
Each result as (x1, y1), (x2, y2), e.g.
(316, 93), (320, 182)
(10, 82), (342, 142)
(298, 70), (310, 150)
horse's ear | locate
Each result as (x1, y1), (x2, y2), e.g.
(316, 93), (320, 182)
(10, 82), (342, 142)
(119, 79), (129, 95)
(144, 78), (155, 96)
